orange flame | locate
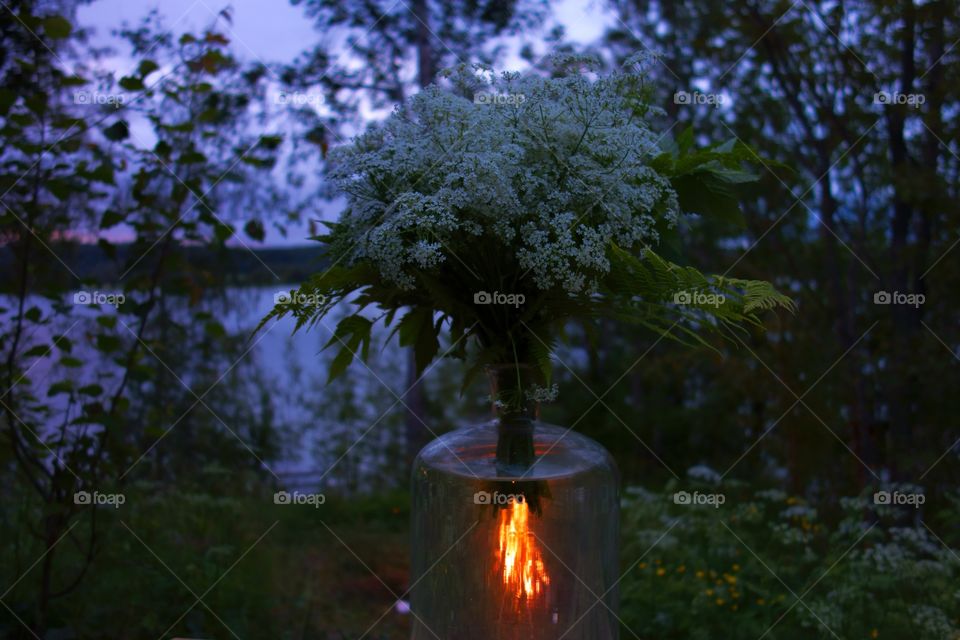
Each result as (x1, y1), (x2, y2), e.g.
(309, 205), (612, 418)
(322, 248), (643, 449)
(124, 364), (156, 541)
(496, 500), (550, 599)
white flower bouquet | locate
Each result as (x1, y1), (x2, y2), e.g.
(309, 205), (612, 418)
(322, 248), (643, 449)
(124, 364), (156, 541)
(265, 55), (794, 397)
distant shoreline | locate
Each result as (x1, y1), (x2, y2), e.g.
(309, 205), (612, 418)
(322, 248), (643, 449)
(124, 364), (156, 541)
(0, 241), (328, 288)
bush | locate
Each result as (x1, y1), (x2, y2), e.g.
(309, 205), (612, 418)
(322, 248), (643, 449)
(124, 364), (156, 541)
(620, 478), (960, 639)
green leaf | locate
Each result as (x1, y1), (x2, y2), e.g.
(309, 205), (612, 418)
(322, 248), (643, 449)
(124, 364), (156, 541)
(48, 380), (73, 396)
(0, 89), (16, 115)
(153, 140), (172, 158)
(119, 76), (144, 91)
(100, 211), (124, 229)
(204, 320), (227, 338)
(244, 219), (265, 242)
(43, 15), (72, 39)
(672, 173), (745, 227)
(78, 384), (104, 397)
(527, 332), (554, 386)
(138, 60), (160, 77)
(46, 178), (74, 201)
(415, 319), (440, 377)
(103, 120), (129, 141)
(163, 121), (195, 133)
(258, 135), (283, 150)
(25, 92), (47, 116)
(324, 315), (373, 382)
(213, 222), (234, 243)
(23, 345), (52, 358)
(677, 126), (694, 154)
(90, 162), (115, 185)
(179, 150), (207, 164)
(397, 308), (439, 376)
(95, 334), (122, 352)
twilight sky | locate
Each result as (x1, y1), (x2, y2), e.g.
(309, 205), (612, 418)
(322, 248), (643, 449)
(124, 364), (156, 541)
(78, 0), (615, 69)
(75, 0), (617, 247)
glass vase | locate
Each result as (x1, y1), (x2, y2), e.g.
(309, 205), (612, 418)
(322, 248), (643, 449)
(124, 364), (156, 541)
(410, 365), (620, 639)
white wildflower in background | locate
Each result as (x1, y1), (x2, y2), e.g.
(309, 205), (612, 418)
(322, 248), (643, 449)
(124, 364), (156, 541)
(781, 504), (816, 520)
(755, 488), (787, 502)
(686, 464), (721, 484)
(862, 542), (909, 572)
(796, 599), (843, 632)
(890, 526), (940, 556)
(910, 604), (957, 639)
(525, 383), (559, 404)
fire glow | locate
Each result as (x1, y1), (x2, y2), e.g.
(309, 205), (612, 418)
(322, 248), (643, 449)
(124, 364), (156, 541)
(496, 500), (550, 599)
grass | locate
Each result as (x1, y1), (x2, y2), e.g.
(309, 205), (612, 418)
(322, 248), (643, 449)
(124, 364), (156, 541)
(1, 475), (412, 639)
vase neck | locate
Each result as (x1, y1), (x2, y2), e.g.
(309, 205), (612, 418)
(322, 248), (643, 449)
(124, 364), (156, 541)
(486, 363), (542, 425)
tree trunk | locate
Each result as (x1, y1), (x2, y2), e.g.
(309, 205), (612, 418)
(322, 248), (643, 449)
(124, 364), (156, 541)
(886, 0), (918, 479)
(412, 0), (435, 87)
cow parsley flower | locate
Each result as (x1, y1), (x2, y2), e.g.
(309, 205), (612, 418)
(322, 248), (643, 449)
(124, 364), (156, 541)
(326, 58), (679, 294)
(266, 53), (795, 392)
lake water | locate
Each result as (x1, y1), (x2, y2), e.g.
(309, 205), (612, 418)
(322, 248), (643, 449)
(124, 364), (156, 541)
(4, 286), (482, 495)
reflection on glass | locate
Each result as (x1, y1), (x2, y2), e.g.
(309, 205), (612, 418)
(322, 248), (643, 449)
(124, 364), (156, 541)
(411, 417), (619, 639)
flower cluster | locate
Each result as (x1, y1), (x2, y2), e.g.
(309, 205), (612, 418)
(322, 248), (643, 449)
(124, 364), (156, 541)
(327, 57), (678, 294)
(619, 478), (960, 639)
(267, 55), (794, 389)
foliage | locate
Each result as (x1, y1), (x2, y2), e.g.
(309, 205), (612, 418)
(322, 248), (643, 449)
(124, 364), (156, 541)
(0, 473), (411, 639)
(262, 57), (795, 398)
(285, 0), (549, 127)
(0, 3), (287, 634)
(1, 0), (956, 637)
(620, 479), (960, 639)
(604, 0), (960, 486)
